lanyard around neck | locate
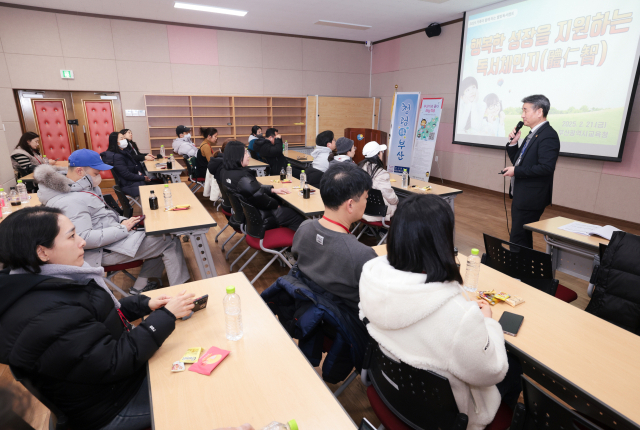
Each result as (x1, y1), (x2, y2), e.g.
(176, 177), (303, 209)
(322, 216), (350, 234)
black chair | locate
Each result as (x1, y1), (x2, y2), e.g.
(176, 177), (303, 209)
(362, 343), (469, 430)
(292, 165), (323, 188)
(481, 234), (578, 303)
(352, 189), (389, 245)
(215, 182), (237, 251)
(113, 185), (134, 218)
(10, 365), (69, 430)
(225, 191), (247, 266)
(510, 375), (610, 430)
(236, 199), (294, 284)
(100, 152), (141, 210)
(183, 155), (204, 193)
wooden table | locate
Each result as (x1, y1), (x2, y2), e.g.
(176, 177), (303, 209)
(247, 158), (268, 177)
(144, 273), (356, 430)
(256, 175), (325, 218)
(525, 216), (609, 282)
(284, 149), (313, 168)
(0, 193), (41, 222)
(145, 158), (185, 183)
(372, 247), (640, 426)
(139, 183), (217, 278)
(20, 160), (68, 181)
(388, 173), (463, 214)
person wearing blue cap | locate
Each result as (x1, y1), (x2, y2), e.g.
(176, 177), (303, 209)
(34, 149), (190, 293)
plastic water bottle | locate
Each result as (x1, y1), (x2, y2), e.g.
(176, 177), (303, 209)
(163, 184), (173, 210)
(261, 420), (298, 430)
(286, 163), (292, 181)
(284, 140), (289, 153)
(0, 188), (9, 215)
(402, 169), (409, 189)
(463, 249), (481, 292)
(224, 285), (243, 341)
(9, 187), (19, 206)
(16, 180), (28, 204)
(300, 170), (307, 190)
(160, 145), (165, 158)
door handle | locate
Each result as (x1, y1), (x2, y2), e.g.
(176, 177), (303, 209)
(83, 125), (86, 133)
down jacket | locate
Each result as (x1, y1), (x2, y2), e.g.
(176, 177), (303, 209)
(261, 267), (371, 383)
(254, 137), (286, 174)
(172, 136), (197, 158)
(34, 164), (145, 267)
(359, 256), (509, 430)
(221, 166), (278, 230)
(101, 149), (146, 195)
(586, 231), (640, 334)
(0, 269), (176, 430)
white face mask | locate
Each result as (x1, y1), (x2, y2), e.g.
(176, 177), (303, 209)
(119, 139), (128, 149)
(82, 171), (102, 188)
(184, 133), (191, 139)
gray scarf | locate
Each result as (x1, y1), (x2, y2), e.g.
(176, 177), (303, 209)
(11, 262), (120, 309)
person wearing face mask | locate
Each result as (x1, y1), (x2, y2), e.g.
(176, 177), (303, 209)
(34, 149), (191, 294)
(120, 129), (155, 163)
(102, 132), (151, 197)
(172, 125), (197, 158)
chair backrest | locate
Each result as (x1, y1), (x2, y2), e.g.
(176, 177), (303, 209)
(113, 185), (133, 218)
(10, 365), (69, 430)
(481, 233), (558, 296)
(227, 191), (246, 228)
(10, 154), (34, 178)
(240, 200), (266, 240)
(363, 188), (387, 218)
(510, 375), (609, 430)
(184, 155), (197, 179)
(366, 343), (468, 430)
(217, 181), (232, 212)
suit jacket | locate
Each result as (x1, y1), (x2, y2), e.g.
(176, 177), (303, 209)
(506, 122), (560, 211)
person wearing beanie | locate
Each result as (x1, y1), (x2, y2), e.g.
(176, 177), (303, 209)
(330, 137), (357, 164)
(358, 141), (398, 222)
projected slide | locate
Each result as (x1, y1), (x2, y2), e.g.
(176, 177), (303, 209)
(454, 0), (640, 160)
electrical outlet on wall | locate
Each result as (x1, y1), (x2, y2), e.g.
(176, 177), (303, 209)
(435, 155), (438, 162)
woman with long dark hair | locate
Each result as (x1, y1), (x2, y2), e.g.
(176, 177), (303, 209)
(102, 131), (150, 196)
(0, 206), (195, 430)
(11, 132), (56, 172)
(360, 194), (521, 430)
(195, 127), (218, 178)
(358, 141), (398, 221)
(119, 129), (155, 163)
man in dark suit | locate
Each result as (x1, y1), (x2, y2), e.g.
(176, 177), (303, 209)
(502, 95), (560, 248)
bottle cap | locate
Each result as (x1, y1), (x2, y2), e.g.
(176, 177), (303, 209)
(164, 184), (169, 187)
(288, 163), (291, 166)
(288, 420), (298, 430)
(403, 168), (407, 171)
(0, 188), (3, 192)
(301, 170), (305, 172)
(17, 180), (22, 183)
(161, 145), (164, 147)
(471, 248), (479, 256)
(10, 187), (16, 190)
(150, 190), (155, 194)
(226, 285), (236, 294)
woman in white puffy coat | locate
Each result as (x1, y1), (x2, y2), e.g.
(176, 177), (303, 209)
(359, 194), (522, 430)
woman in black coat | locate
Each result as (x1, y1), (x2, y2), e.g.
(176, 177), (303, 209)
(220, 141), (304, 231)
(120, 128), (155, 163)
(0, 207), (195, 430)
(102, 132), (150, 197)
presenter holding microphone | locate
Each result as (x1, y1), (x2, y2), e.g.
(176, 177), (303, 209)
(502, 95), (560, 248)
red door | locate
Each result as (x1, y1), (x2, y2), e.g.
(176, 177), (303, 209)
(32, 100), (73, 161)
(84, 100), (115, 179)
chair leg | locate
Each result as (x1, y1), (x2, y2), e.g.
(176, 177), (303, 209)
(230, 246), (252, 272)
(225, 234), (246, 260)
(215, 224), (229, 243)
(221, 231), (237, 252)
(238, 250), (260, 273)
(333, 371), (358, 397)
(357, 225), (370, 240)
(350, 221), (362, 234)
(104, 277), (131, 297)
(121, 269), (137, 282)
(250, 253), (281, 285)
(377, 230), (388, 246)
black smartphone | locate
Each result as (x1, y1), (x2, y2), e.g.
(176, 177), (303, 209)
(499, 311), (524, 336)
(359, 418), (376, 430)
(192, 294), (209, 312)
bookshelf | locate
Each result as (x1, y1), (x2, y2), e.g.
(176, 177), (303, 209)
(145, 95), (307, 156)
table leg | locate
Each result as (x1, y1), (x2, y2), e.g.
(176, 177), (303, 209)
(546, 238), (557, 277)
(187, 229), (217, 279)
(169, 172), (182, 183)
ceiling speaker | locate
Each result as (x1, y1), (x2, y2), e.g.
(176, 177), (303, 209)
(425, 23), (441, 38)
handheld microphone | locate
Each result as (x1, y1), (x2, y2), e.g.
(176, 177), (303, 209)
(508, 121), (525, 145)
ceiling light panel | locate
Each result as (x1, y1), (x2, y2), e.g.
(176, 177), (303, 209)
(314, 20), (371, 30)
(174, 2), (247, 16)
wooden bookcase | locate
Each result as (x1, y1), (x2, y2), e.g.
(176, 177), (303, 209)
(145, 95), (307, 155)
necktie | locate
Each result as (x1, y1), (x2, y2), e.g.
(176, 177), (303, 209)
(511, 131), (533, 195)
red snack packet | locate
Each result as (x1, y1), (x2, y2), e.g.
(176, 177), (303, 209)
(188, 346), (230, 376)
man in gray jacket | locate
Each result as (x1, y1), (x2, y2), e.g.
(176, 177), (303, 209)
(35, 149), (190, 294)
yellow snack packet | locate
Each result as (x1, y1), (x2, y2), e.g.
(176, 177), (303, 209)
(180, 347), (203, 364)
(493, 292), (510, 301)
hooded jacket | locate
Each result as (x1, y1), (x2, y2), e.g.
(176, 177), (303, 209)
(0, 268), (176, 430)
(311, 146), (333, 172)
(34, 164), (145, 267)
(221, 166), (278, 229)
(172, 136), (197, 158)
(359, 256), (509, 430)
